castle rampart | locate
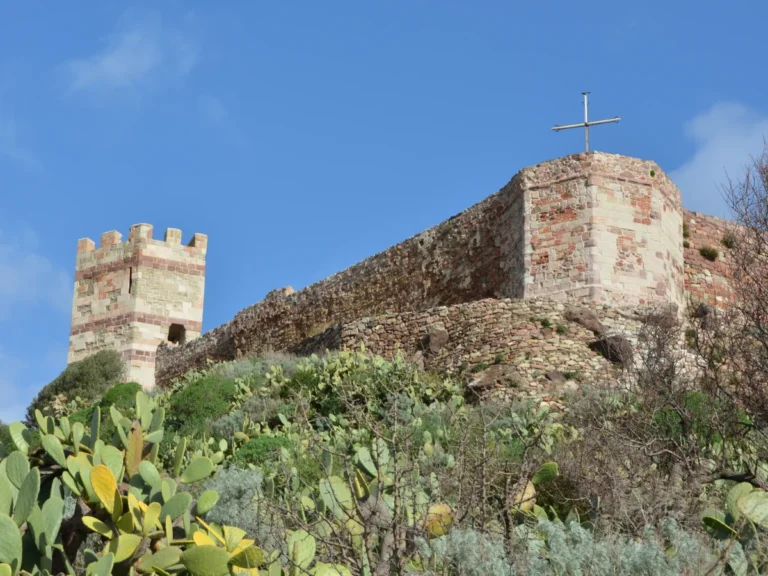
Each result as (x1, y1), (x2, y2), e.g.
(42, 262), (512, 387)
(69, 223), (208, 389)
(154, 152), (713, 387)
(682, 210), (737, 306)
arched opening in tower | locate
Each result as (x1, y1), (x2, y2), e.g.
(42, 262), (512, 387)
(167, 323), (186, 345)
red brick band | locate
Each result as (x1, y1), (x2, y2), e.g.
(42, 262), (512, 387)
(71, 312), (202, 336)
(75, 253), (205, 281)
(121, 349), (157, 362)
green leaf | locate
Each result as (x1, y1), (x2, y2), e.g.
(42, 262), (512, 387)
(229, 545), (265, 569)
(173, 438), (187, 477)
(180, 456), (214, 484)
(86, 552), (115, 576)
(5, 451), (30, 490)
(160, 492), (192, 523)
(107, 533), (142, 563)
(8, 423), (31, 454)
(310, 562), (353, 576)
(72, 422), (84, 452)
(373, 438), (391, 470)
(181, 545), (231, 576)
(287, 530), (316, 569)
(531, 462), (559, 486)
(89, 406), (101, 449)
(702, 510), (737, 540)
(59, 416), (71, 441)
(139, 461), (162, 488)
(14, 468), (41, 527)
(125, 423), (143, 477)
(0, 475), (13, 516)
(161, 477), (176, 502)
(319, 476), (354, 520)
(137, 546), (181, 573)
(41, 496), (65, 545)
(354, 447), (378, 477)
(42, 434), (67, 468)
(149, 406), (165, 433)
(0, 514), (22, 572)
(736, 491), (768, 528)
(727, 482), (754, 521)
(144, 430), (164, 444)
(196, 490), (219, 515)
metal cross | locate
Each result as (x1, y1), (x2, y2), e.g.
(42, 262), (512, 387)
(552, 92), (621, 153)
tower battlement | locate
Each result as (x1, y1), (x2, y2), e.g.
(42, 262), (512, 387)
(68, 222), (208, 390)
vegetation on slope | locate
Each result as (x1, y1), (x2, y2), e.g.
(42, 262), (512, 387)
(4, 340), (768, 575)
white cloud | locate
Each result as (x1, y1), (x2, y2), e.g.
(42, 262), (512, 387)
(671, 102), (768, 218)
(0, 228), (72, 319)
(66, 9), (199, 93)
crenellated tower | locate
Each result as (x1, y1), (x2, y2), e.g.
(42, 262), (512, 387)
(68, 223), (207, 390)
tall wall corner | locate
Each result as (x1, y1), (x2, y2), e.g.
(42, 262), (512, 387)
(516, 152), (686, 310)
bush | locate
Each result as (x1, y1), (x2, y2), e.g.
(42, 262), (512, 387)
(100, 381), (142, 410)
(202, 466), (284, 551)
(721, 232), (736, 249)
(233, 435), (292, 467)
(166, 374), (237, 437)
(0, 421), (12, 454)
(699, 246), (719, 261)
(26, 349), (125, 422)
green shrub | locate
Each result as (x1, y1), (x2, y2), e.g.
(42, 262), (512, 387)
(683, 240), (690, 249)
(202, 466), (284, 550)
(721, 232), (736, 249)
(556, 324), (568, 335)
(0, 421), (12, 454)
(540, 318), (553, 329)
(26, 349), (124, 422)
(100, 381), (142, 410)
(699, 246), (719, 261)
(233, 435), (292, 467)
(683, 222), (690, 238)
(166, 374), (237, 437)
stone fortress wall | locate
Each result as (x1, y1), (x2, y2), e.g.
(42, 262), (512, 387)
(153, 152), (741, 389)
(69, 224), (208, 387)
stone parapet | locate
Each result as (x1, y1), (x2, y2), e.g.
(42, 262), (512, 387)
(68, 223), (208, 389)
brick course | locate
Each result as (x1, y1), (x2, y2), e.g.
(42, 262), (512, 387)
(68, 223), (208, 389)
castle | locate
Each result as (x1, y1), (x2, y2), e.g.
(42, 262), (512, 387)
(68, 152), (735, 392)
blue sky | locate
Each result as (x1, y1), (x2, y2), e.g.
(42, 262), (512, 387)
(2, 0), (767, 421)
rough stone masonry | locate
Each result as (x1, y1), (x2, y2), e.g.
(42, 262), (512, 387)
(67, 151), (740, 390)
(69, 223), (207, 389)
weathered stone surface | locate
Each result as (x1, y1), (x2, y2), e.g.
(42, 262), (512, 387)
(589, 335), (633, 367)
(147, 152), (742, 393)
(467, 364), (523, 394)
(545, 371), (566, 384)
(564, 307), (605, 335)
(684, 210), (736, 307)
(423, 323), (449, 354)
(69, 223), (208, 390)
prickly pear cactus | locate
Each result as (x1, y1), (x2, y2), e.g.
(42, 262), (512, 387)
(0, 389), (267, 576)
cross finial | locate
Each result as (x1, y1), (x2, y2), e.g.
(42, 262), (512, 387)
(552, 92), (621, 153)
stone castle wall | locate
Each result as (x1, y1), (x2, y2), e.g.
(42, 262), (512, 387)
(230, 181), (524, 360)
(149, 153), (739, 389)
(521, 154), (685, 308)
(683, 210), (737, 306)
(69, 224), (208, 388)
